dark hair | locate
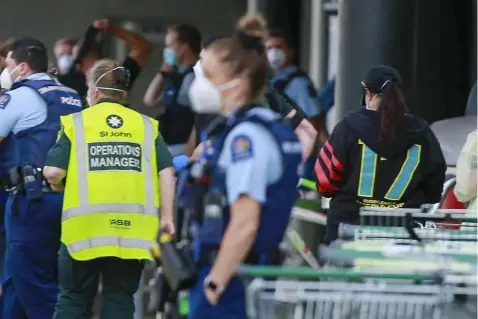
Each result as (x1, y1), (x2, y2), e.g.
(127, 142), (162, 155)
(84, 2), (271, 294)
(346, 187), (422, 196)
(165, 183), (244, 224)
(267, 27), (294, 48)
(208, 21), (268, 99)
(362, 65), (408, 147)
(377, 81), (409, 146)
(10, 37), (48, 73)
(171, 24), (202, 55)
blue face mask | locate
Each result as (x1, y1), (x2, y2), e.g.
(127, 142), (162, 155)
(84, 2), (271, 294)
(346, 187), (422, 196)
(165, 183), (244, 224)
(163, 48), (177, 66)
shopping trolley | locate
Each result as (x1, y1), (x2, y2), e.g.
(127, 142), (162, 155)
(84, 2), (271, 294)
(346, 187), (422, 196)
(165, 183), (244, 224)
(239, 266), (477, 319)
(339, 208), (478, 242)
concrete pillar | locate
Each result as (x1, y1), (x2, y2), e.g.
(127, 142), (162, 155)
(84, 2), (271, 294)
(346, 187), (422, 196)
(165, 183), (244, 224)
(308, 0), (328, 88)
(335, 0), (476, 122)
(335, 0), (416, 121)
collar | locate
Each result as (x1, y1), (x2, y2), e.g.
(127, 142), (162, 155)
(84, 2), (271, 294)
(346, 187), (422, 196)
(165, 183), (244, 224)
(274, 65), (297, 78)
(178, 64), (195, 73)
(23, 72), (51, 81)
(91, 98), (129, 108)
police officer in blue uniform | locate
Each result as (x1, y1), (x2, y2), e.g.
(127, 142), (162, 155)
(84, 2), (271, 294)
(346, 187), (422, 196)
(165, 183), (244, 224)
(0, 38), (83, 319)
(179, 29), (302, 318)
(144, 24), (202, 156)
(266, 28), (328, 182)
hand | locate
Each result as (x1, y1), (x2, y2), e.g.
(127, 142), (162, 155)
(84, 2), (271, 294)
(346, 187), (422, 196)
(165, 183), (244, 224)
(93, 19), (112, 32)
(50, 182), (64, 193)
(160, 217), (175, 235)
(204, 286), (220, 306)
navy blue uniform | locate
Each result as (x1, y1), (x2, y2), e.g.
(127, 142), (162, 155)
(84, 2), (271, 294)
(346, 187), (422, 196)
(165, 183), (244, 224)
(179, 107), (302, 318)
(0, 74), (82, 319)
(158, 66), (196, 156)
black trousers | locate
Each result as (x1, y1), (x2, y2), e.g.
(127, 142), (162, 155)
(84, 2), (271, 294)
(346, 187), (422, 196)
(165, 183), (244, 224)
(53, 244), (144, 319)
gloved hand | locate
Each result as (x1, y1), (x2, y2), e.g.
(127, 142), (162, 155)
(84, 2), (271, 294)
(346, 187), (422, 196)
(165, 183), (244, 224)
(173, 155), (190, 172)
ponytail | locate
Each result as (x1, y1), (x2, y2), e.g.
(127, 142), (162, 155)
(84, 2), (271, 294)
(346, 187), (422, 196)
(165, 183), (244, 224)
(378, 81), (409, 146)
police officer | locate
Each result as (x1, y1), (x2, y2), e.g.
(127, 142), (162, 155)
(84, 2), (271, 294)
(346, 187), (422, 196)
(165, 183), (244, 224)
(43, 58), (176, 318)
(180, 28), (302, 318)
(0, 37), (83, 319)
(144, 24), (202, 156)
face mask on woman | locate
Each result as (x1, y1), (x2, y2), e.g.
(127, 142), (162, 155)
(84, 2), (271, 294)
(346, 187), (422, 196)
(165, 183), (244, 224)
(188, 62), (221, 113)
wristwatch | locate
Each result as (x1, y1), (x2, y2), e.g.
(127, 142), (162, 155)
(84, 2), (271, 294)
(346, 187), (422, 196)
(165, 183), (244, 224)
(204, 276), (225, 296)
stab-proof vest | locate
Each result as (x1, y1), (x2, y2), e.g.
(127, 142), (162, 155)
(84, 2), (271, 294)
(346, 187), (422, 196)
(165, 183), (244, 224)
(197, 108), (302, 254)
(0, 77), (83, 176)
(157, 67), (195, 145)
(61, 102), (160, 261)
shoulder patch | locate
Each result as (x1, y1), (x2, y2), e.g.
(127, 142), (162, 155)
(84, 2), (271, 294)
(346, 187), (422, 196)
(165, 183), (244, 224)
(0, 94), (11, 109)
(231, 134), (253, 162)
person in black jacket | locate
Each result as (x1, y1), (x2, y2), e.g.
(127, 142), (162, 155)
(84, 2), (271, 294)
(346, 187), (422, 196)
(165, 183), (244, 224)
(316, 65), (446, 243)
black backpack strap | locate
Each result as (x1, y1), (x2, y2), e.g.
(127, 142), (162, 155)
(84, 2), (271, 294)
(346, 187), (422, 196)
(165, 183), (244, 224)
(264, 91), (282, 114)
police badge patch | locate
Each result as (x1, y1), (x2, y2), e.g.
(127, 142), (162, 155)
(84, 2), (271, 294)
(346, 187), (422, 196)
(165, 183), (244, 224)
(231, 135), (253, 162)
(0, 94), (11, 109)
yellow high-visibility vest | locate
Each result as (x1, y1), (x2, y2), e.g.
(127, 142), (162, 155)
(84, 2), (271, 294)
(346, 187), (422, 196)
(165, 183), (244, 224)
(61, 101), (160, 261)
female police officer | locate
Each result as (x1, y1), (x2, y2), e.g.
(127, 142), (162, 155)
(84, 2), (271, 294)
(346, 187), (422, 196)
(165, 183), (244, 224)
(180, 24), (302, 318)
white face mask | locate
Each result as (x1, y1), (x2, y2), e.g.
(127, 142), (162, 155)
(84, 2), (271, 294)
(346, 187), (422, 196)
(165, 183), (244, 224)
(188, 62), (221, 113)
(0, 64), (21, 90)
(366, 94), (380, 110)
(58, 55), (73, 74)
(267, 48), (286, 70)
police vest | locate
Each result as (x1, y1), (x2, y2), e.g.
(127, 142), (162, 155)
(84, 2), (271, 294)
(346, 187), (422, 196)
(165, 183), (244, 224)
(198, 108), (302, 254)
(156, 67), (195, 145)
(0, 77), (83, 176)
(61, 102), (161, 261)
(272, 69), (318, 99)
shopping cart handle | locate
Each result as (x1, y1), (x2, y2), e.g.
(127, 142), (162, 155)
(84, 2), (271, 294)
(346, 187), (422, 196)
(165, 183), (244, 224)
(236, 265), (442, 281)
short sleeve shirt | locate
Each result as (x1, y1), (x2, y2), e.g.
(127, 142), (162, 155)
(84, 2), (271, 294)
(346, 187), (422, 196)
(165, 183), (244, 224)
(176, 66), (195, 107)
(271, 66), (321, 118)
(217, 108), (283, 205)
(0, 73), (50, 137)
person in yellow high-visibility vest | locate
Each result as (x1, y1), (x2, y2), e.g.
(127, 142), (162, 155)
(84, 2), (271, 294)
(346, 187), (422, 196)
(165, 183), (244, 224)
(43, 58), (176, 319)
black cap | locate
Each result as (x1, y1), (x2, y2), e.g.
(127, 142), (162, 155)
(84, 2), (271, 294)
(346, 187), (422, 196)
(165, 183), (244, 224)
(360, 65), (403, 105)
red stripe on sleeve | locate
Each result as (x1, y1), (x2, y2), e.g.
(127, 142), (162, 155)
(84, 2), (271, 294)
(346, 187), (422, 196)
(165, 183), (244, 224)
(319, 148), (341, 181)
(324, 141), (344, 171)
(315, 159), (338, 194)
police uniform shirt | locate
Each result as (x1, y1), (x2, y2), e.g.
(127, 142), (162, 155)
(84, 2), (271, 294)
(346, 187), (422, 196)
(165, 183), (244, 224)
(271, 66), (321, 118)
(0, 73), (51, 137)
(45, 115), (173, 173)
(217, 108), (283, 204)
(176, 65), (195, 107)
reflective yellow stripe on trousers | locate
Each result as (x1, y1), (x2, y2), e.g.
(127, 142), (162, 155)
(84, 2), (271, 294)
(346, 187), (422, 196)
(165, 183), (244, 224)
(64, 112), (157, 253)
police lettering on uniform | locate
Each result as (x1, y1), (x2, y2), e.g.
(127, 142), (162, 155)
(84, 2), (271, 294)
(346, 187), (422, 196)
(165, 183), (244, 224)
(177, 25), (302, 318)
(0, 37), (83, 319)
(43, 59), (176, 319)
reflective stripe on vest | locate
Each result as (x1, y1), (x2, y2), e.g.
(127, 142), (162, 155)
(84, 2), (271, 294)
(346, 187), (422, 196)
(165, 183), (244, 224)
(68, 236), (153, 254)
(62, 112), (157, 222)
(38, 85), (79, 94)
